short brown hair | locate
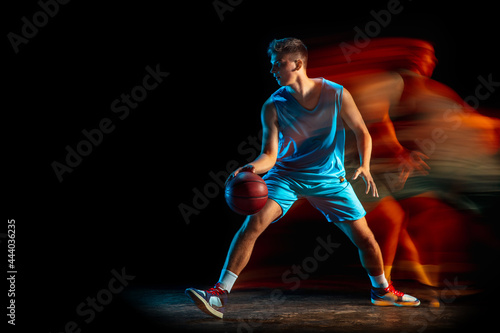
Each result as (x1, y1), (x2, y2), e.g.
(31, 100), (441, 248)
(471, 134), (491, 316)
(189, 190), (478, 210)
(267, 37), (308, 67)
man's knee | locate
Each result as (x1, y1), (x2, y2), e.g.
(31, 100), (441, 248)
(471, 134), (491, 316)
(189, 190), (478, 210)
(344, 219), (380, 251)
(241, 214), (271, 238)
(238, 200), (281, 239)
(356, 232), (379, 252)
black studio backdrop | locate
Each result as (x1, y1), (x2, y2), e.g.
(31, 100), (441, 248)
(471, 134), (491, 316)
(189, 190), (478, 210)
(4, 0), (499, 332)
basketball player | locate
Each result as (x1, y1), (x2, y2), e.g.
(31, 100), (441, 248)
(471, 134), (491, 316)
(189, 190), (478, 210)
(186, 38), (420, 319)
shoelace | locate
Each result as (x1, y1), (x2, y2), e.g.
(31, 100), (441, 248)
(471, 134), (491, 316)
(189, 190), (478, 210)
(207, 284), (226, 296)
(385, 283), (404, 297)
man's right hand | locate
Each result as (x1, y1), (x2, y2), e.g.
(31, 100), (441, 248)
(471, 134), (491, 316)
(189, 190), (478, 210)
(225, 165), (255, 187)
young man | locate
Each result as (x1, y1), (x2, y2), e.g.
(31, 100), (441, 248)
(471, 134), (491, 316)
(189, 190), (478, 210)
(186, 38), (420, 319)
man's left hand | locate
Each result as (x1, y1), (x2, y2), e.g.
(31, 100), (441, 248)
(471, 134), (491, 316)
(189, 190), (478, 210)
(352, 166), (379, 197)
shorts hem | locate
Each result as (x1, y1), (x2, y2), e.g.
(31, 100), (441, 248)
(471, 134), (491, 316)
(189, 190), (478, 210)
(267, 198), (286, 223)
(327, 212), (367, 223)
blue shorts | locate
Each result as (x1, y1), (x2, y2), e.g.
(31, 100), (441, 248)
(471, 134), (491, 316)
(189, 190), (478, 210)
(263, 173), (366, 223)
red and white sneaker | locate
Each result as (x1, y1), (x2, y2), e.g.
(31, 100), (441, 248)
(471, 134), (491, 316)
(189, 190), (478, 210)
(185, 283), (228, 319)
(371, 282), (420, 307)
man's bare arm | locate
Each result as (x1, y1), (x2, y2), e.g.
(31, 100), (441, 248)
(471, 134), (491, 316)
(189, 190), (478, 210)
(226, 98), (279, 183)
(340, 88), (379, 197)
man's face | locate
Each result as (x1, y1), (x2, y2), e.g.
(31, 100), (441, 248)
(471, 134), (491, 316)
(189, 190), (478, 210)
(270, 53), (299, 86)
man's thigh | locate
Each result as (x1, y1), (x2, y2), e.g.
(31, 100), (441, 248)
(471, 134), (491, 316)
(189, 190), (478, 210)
(307, 182), (366, 222)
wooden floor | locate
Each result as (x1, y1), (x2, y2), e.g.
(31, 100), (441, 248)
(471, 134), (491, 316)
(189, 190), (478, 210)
(120, 282), (493, 333)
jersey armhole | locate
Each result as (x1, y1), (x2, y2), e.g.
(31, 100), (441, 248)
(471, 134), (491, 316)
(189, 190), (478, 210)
(337, 85), (344, 115)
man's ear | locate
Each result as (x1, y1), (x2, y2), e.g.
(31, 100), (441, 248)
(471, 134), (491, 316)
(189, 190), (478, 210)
(293, 59), (303, 72)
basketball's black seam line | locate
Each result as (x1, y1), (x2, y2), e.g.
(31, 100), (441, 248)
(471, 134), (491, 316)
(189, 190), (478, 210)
(232, 180), (267, 188)
(228, 181), (267, 193)
(226, 195), (268, 199)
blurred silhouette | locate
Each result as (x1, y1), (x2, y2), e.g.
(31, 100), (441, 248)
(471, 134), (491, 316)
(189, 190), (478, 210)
(308, 37), (500, 294)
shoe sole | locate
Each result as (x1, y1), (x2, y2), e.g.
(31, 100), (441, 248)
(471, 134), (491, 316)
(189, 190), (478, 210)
(185, 289), (224, 319)
(371, 299), (421, 307)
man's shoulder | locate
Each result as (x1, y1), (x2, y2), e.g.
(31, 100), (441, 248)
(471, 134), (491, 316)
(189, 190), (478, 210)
(262, 94), (277, 113)
(322, 78), (343, 91)
(270, 86), (287, 99)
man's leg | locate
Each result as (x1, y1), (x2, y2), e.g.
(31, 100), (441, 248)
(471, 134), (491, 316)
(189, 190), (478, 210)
(363, 197), (406, 282)
(334, 217), (420, 306)
(185, 199), (282, 318)
(334, 217), (385, 278)
(220, 199), (282, 284)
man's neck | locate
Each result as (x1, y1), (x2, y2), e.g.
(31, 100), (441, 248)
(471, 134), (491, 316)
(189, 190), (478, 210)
(286, 75), (317, 100)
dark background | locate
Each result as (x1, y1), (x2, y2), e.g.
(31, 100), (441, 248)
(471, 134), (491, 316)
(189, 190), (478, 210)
(4, 0), (499, 332)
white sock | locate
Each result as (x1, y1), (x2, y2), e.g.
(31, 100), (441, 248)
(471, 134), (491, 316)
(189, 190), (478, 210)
(218, 269), (238, 293)
(369, 273), (389, 289)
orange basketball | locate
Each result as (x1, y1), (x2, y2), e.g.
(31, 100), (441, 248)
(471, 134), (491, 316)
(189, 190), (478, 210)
(225, 172), (268, 215)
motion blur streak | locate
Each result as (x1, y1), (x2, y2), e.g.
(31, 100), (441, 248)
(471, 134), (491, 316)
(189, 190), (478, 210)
(308, 37), (500, 288)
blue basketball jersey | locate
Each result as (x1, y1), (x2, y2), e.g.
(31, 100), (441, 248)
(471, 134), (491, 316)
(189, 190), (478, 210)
(268, 78), (346, 182)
